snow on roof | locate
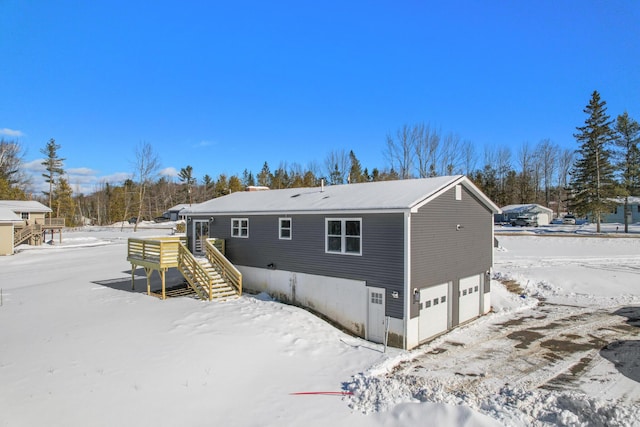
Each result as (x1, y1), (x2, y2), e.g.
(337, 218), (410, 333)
(0, 200), (52, 213)
(166, 204), (191, 212)
(500, 204), (552, 214)
(0, 207), (22, 222)
(609, 196), (640, 204)
(184, 175), (500, 215)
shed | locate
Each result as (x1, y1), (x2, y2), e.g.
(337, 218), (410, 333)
(0, 207), (22, 255)
(183, 175), (500, 350)
(496, 204), (553, 226)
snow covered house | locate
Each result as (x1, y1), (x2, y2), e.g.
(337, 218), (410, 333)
(182, 175), (500, 350)
(0, 200), (62, 249)
(495, 203), (553, 226)
(601, 197), (640, 224)
(165, 204), (190, 221)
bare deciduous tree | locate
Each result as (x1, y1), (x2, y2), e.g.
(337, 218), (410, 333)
(324, 149), (350, 185)
(385, 125), (415, 179)
(131, 141), (160, 231)
(414, 123), (440, 177)
(535, 138), (558, 207)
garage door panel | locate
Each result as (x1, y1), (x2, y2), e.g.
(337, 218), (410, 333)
(459, 275), (481, 324)
(418, 283), (449, 342)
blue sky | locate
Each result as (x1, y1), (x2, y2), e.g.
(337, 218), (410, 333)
(1, 1), (638, 195)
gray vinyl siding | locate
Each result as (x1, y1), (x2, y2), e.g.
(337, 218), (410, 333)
(203, 213), (406, 319)
(409, 186), (493, 319)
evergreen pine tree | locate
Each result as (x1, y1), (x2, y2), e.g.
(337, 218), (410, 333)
(613, 111), (640, 233)
(41, 138), (65, 212)
(257, 161), (271, 187)
(569, 91), (617, 232)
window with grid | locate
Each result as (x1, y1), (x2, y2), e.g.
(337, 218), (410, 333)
(279, 218), (292, 240)
(231, 218), (249, 238)
(326, 218), (361, 255)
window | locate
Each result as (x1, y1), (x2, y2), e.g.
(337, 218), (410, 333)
(231, 218), (249, 238)
(371, 292), (383, 305)
(425, 300), (431, 308)
(441, 296), (446, 303)
(279, 218), (292, 240)
(433, 298), (439, 305)
(326, 218), (361, 255)
(21, 212), (29, 220)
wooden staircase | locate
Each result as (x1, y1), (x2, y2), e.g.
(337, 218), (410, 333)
(14, 224), (42, 246)
(177, 239), (242, 301)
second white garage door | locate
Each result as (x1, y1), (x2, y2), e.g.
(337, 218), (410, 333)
(459, 275), (481, 324)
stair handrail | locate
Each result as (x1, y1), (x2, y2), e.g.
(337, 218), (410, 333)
(205, 238), (242, 296)
(13, 224), (42, 246)
(177, 243), (212, 300)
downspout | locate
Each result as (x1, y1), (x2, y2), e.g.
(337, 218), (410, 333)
(404, 210), (411, 350)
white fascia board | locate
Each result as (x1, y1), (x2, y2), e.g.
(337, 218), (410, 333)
(410, 176), (501, 214)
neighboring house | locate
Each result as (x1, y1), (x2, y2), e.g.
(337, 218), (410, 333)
(183, 175), (500, 350)
(0, 207), (23, 255)
(0, 200), (52, 225)
(601, 197), (640, 224)
(496, 204), (554, 226)
(165, 204), (190, 221)
(0, 200), (65, 248)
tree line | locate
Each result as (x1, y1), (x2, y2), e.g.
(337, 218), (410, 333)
(1, 90), (637, 231)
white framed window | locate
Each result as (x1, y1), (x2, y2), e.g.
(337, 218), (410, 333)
(325, 218), (362, 255)
(231, 218), (249, 238)
(279, 218), (292, 240)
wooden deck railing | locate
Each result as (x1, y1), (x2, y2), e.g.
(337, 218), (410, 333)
(127, 236), (186, 269)
(13, 224), (42, 246)
(177, 243), (210, 300)
(35, 218), (66, 228)
(205, 238), (242, 296)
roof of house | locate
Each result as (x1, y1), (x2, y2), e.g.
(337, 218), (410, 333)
(610, 196), (640, 204)
(167, 204), (191, 212)
(0, 200), (52, 213)
(184, 175), (500, 215)
(0, 207), (22, 223)
(500, 204), (553, 214)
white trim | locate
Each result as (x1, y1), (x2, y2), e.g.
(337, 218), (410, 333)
(325, 217), (362, 256)
(278, 217), (292, 240)
(231, 218), (249, 238)
(411, 176), (501, 214)
(404, 211), (411, 349)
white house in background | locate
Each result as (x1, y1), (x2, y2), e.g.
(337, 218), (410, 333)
(496, 204), (554, 226)
(602, 197), (640, 224)
(0, 207), (23, 255)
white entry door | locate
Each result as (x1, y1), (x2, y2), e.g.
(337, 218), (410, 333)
(418, 283), (449, 342)
(459, 275), (481, 324)
(367, 287), (386, 344)
(192, 220), (209, 255)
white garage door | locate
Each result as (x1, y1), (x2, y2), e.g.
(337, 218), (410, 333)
(459, 275), (481, 324)
(418, 283), (449, 342)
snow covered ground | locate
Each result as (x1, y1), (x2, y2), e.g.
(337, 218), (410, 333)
(0, 222), (638, 426)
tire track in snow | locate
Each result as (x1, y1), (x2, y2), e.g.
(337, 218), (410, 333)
(346, 301), (640, 425)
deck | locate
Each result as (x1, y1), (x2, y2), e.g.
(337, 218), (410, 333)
(126, 236), (241, 301)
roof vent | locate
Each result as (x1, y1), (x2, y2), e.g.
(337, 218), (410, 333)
(291, 194), (301, 198)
